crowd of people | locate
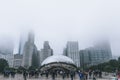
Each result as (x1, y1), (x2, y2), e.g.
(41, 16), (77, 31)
(78, 70), (102, 80)
(40, 70), (76, 80)
(2, 69), (120, 80)
(3, 69), (77, 80)
(21, 69), (103, 80)
(3, 69), (40, 79)
(3, 70), (16, 78)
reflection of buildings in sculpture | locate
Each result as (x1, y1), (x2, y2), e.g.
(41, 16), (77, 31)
(80, 41), (112, 68)
(40, 55), (77, 72)
(39, 41), (53, 65)
(22, 31), (39, 68)
(63, 41), (80, 67)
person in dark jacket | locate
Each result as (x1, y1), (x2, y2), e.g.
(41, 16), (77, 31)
(23, 70), (27, 80)
(70, 71), (74, 80)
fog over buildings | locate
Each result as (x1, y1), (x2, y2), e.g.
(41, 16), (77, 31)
(0, 0), (120, 56)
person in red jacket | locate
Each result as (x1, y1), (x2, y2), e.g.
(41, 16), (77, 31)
(117, 71), (120, 80)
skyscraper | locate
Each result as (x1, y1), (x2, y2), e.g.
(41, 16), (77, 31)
(79, 49), (90, 69)
(18, 33), (27, 54)
(94, 40), (112, 59)
(39, 41), (53, 65)
(22, 31), (39, 68)
(64, 41), (80, 67)
(80, 40), (112, 68)
(13, 54), (23, 68)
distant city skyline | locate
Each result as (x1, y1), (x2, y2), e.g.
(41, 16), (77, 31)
(0, 31), (119, 56)
(0, 0), (120, 56)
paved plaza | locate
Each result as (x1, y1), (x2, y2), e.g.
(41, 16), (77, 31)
(0, 74), (115, 80)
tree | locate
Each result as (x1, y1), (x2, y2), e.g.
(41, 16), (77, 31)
(17, 66), (26, 73)
(88, 58), (120, 72)
(28, 66), (36, 71)
(104, 65), (112, 72)
(0, 58), (9, 73)
(118, 57), (120, 63)
(18, 66), (26, 71)
(109, 59), (118, 70)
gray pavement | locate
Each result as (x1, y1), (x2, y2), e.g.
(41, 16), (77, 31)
(0, 74), (114, 80)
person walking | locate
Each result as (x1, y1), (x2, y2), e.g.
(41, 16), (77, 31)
(62, 72), (65, 80)
(117, 71), (120, 80)
(23, 70), (27, 80)
(70, 71), (74, 80)
(98, 70), (102, 78)
(52, 71), (55, 80)
(89, 71), (92, 79)
(78, 71), (84, 80)
(11, 70), (16, 78)
(93, 75), (96, 80)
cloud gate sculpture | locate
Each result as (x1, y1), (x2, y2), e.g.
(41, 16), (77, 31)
(40, 55), (77, 73)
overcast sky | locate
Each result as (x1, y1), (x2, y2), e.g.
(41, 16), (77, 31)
(0, 0), (120, 56)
